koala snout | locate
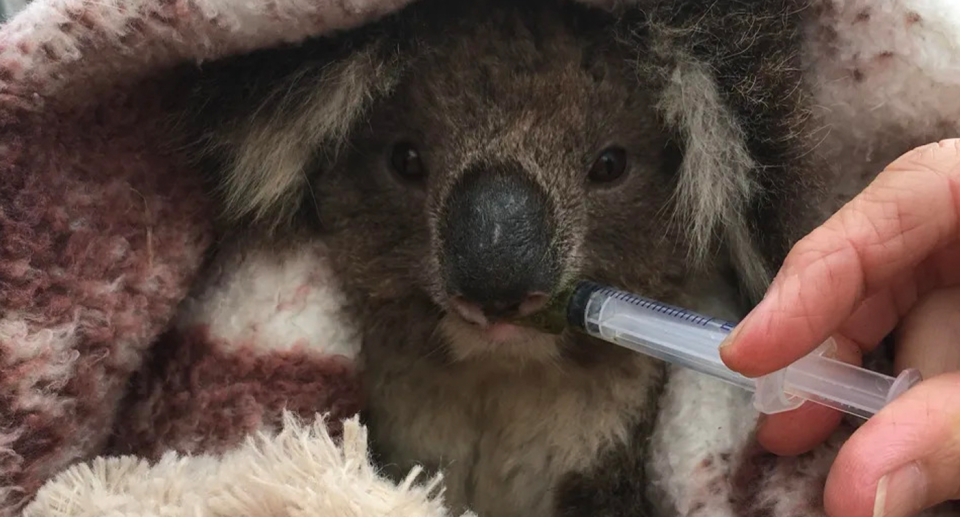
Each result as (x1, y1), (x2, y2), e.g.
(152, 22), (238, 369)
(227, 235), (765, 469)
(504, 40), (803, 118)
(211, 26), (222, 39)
(438, 162), (560, 324)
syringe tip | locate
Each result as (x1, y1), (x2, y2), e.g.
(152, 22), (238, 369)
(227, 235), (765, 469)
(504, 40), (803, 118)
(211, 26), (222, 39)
(509, 284), (575, 334)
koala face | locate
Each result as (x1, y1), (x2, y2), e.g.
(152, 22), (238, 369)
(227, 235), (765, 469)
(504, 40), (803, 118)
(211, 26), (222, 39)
(302, 0), (691, 361)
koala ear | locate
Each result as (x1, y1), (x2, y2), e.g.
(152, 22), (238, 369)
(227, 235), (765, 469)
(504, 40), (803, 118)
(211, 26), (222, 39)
(622, 0), (818, 303)
(656, 60), (762, 284)
(177, 36), (402, 231)
(657, 59), (800, 302)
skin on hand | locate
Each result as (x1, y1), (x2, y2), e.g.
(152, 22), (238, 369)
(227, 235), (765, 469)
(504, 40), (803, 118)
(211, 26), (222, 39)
(719, 139), (960, 517)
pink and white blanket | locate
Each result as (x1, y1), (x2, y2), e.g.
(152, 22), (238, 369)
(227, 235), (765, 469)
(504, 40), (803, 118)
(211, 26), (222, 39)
(1, 0), (960, 516)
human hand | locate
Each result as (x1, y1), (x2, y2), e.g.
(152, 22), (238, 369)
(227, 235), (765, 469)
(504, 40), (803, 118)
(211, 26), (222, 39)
(719, 139), (960, 517)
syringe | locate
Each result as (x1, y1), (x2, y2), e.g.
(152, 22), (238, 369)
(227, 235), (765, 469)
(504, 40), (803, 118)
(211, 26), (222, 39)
(515, 281), (923, 419)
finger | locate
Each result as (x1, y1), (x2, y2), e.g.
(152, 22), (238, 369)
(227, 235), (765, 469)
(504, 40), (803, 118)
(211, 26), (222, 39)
(842, 240), (960, 351)
(721, 139), (960, 377)
(838, 278), (916, 350)
(756, 402), (844, 456)
(894, 286), (960, 378)
(755, 335), (863, 455)
(823, 374), (960, 517)
(804, 240), (960, 364)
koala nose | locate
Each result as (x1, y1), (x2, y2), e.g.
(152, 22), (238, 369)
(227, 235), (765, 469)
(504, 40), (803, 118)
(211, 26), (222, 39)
(439, 162), (560, 322)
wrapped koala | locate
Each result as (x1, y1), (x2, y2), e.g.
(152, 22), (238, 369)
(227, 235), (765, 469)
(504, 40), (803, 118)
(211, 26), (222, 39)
(175, 0), (818, 515)
(3, 0), (960, 516)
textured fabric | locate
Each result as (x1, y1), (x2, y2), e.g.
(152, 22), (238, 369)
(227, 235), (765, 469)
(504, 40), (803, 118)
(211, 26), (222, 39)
(1, 0), (960, 516)
(0, 1), (406, 514)
(24, 412), (471, 517)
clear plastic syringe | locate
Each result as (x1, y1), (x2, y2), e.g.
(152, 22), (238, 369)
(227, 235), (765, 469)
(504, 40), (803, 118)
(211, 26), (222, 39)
(515, 281), (923, 419)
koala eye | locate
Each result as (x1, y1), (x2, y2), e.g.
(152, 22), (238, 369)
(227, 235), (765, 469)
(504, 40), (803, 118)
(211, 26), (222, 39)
(390, 142), (426, 181)
(588, 147), (627, 184)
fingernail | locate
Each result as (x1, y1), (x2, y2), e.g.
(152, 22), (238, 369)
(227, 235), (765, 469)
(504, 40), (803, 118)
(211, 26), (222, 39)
(720, 304), (761, 351)
(719, 322), (743, 350)
(873, 462), (927, 517)
(721, 291), (776, 351)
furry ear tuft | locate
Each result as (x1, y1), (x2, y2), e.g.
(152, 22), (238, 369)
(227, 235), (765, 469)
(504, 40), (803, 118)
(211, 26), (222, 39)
(222, 48), (399, 229)
(656, 59), (777, 299)
(619, 0), (815, 302)
(178, 40), (402, 231)
(657, 60), (758, 266)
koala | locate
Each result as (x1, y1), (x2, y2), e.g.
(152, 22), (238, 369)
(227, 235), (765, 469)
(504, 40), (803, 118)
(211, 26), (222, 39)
(174, 0), (820, 515)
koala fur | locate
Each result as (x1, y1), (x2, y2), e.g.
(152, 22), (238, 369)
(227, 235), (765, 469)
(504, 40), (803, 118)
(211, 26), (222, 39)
(175, 0), (822, 515)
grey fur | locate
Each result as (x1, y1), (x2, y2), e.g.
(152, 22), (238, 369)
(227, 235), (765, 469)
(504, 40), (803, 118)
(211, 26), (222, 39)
(657, 60), (764, 289)
(175, 0), (818, 515)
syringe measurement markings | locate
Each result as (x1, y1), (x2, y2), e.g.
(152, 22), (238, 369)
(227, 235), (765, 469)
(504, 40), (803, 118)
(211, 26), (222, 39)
(597, 287), (730, 329)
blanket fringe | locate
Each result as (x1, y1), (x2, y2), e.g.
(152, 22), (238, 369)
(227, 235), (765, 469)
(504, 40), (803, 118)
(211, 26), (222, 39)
(23, 412), (473, 517)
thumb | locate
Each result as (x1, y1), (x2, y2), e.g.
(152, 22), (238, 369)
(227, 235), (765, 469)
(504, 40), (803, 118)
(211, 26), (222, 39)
(824, 374), (960, 517)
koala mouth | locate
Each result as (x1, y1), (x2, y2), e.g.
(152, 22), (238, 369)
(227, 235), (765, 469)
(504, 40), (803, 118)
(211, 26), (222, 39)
(435, 293), (561, 361)
(447, 294), (550, 344)
(471, 321), (525, 344)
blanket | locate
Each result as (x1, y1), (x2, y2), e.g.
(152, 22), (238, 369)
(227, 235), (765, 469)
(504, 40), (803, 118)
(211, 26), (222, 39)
(1, 0), (960, 516)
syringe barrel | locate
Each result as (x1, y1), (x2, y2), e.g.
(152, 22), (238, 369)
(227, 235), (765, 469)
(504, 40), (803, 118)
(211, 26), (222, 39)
(575, 283), (755, 391)
(569, 282), (922, 419)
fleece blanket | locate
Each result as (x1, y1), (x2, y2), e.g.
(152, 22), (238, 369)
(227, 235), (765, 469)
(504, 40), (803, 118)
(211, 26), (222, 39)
(1, 0), (960, 516)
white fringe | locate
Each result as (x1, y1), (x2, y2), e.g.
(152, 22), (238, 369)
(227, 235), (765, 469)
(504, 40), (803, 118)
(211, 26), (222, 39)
(23, 413), (473, 517)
